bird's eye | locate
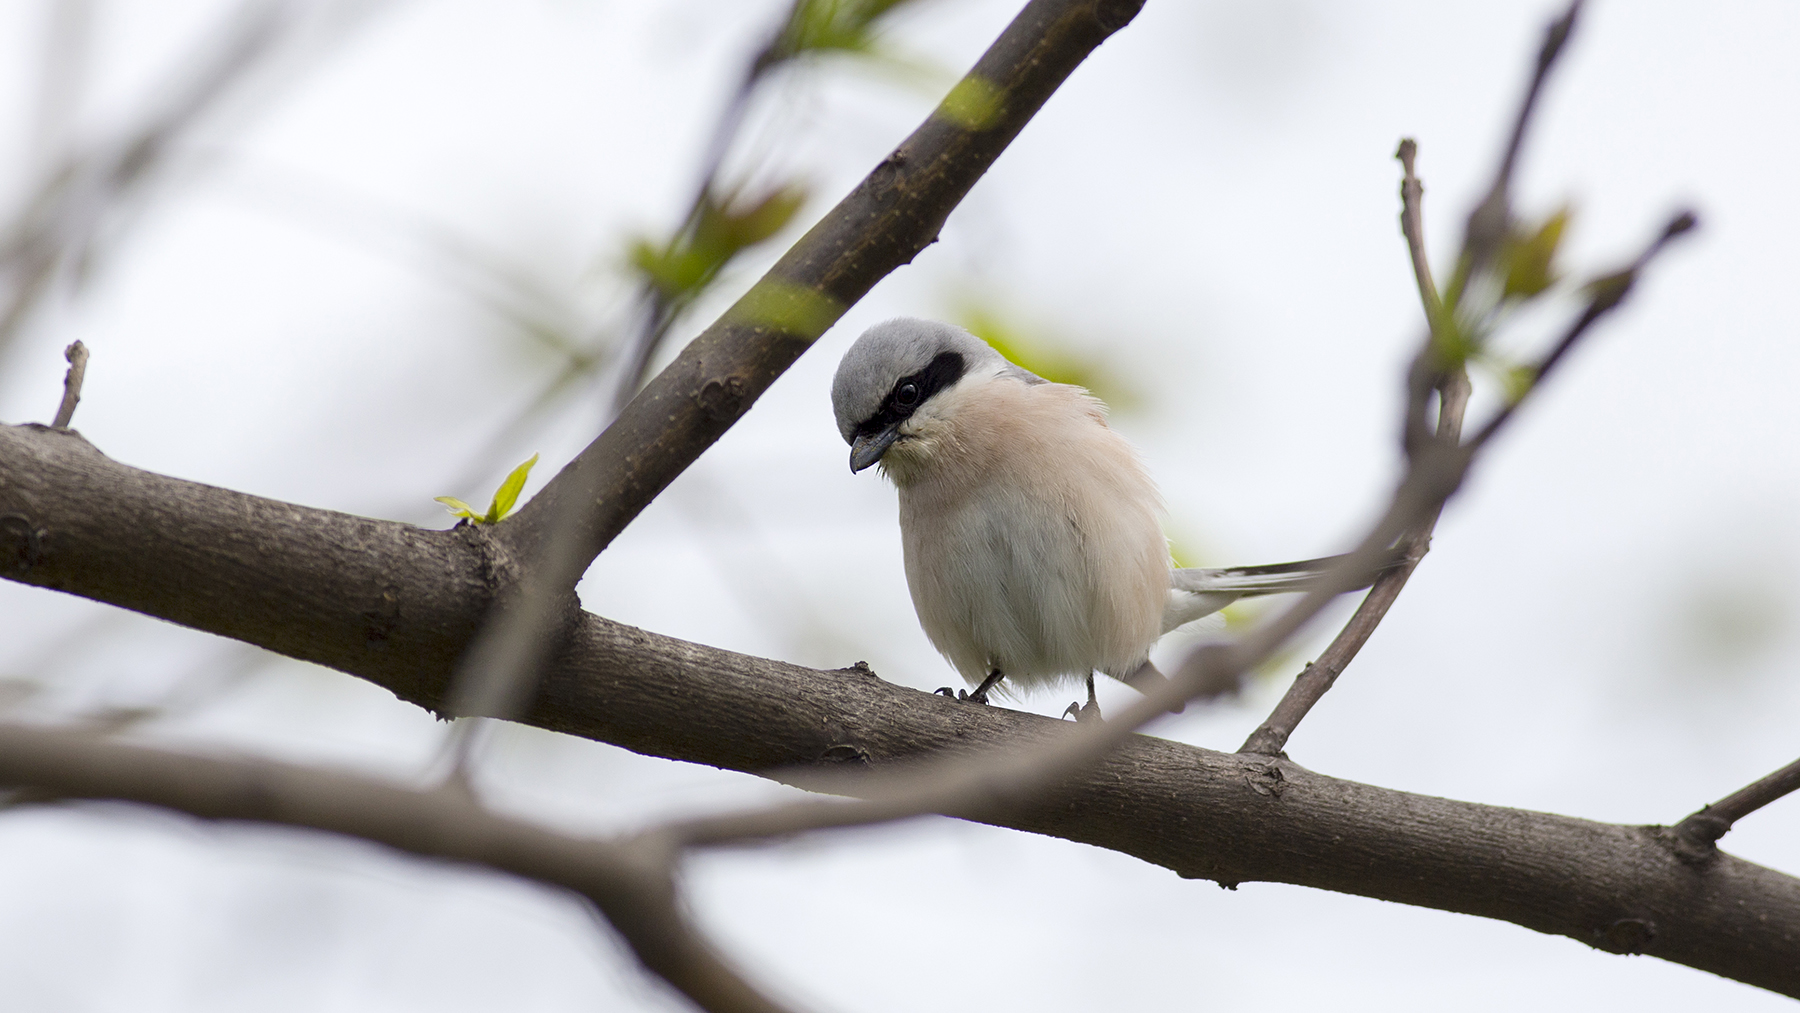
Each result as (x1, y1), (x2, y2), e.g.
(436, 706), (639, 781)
(895, 382), (919, 407)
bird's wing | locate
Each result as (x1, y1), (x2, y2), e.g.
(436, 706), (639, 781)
(1162, 551), (1405, 634)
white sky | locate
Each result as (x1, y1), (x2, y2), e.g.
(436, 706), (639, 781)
(0, 1), (1797, 1010)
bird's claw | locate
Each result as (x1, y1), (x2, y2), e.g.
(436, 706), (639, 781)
(1062, 699), (1103, 723)
(935, 686), (991, 705)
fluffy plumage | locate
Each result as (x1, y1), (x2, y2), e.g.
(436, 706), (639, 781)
(832, 318), (1346, 698)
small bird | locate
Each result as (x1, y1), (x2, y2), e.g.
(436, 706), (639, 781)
(831, 317), (1370, 719)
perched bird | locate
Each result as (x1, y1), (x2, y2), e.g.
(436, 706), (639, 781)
(831, 317), (1369, 719)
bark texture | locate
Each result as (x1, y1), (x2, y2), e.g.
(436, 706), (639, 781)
(3, 421), (1797, 997)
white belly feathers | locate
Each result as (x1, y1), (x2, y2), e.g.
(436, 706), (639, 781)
(885, 372), (1168, 690)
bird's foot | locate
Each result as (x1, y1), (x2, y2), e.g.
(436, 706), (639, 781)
(937, 670), (1003, 705)
(1061, 699), (1103, 723)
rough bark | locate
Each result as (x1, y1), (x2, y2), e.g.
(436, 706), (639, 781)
(3, 421), (1797, 997)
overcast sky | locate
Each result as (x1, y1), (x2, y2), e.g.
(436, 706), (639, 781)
(1, 1), (1797, 1010)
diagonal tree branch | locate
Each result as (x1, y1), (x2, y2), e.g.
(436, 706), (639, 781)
(497, 0), (1148, 580)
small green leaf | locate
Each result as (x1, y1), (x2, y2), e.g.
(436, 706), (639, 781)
(484, 453), (540, 524)
(434, 453), (539, 526)
(435, 496), (480, 520)
(627, 184), (811, 309)
(1500, 362), (1538, 405)
(1502, 208), (1569, 300)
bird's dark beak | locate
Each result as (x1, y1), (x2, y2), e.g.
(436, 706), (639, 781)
(849, 426), (900, 473)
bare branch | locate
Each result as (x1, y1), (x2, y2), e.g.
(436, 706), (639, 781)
(0, 722), (797, 1013)
(1242, 210), (1695, 757)
(1394, 138), (1440, 316)
(1671, 756), (1800, 862)
(50, 340), (88, 428)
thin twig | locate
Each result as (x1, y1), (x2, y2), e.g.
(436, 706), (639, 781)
(1395, 138), (1439, 316)
(1240, 140), (1462, 756)
(51, 340), (88, 428)
(1460, 1), (1582, 277)
(1239, 371), (1467, 755)
(1671, 756), (1800, 861)
(1243, 211), (1695, 756)
(607, 0), (803, 419)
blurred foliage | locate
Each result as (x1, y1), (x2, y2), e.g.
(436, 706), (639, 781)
(1427, 206), (1579, 407)
(760, 0), (919, 70)
(939, 74), (1004, 129)
(1436, 206), (1576, 371)
(629, 184), (810, 314)
(436, 453), (539, 525)
(956, 303), (1141, 410)
(1660, 556), (1797, 685)
(729, 278), (844, 339)
(1501, 207), (1568, 300)
(614, 0), (930, 406)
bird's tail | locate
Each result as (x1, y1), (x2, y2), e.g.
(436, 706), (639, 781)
(1162, 550), (1406, 634)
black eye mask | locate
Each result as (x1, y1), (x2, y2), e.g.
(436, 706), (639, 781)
(854, 351), (965, 439)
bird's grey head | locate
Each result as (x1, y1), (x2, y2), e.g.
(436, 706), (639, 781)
(831, 318), (1015, 473)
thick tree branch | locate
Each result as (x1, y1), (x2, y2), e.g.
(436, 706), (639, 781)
(0, 723), (795, 1013)
(499, 0), (1147, 579)
(2, 423), (1797, 996)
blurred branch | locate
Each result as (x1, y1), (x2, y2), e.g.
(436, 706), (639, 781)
(30, 0), (94, 177)
(50, 340), (88, 428)
(1671, 756), (1800, 863)
(609, 0), (923, 417)
(1455, 0), (1581, 289)
(0, 721), (797, 1013)
(0, 0), (400, 360)
(0, 0), (297, 354)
